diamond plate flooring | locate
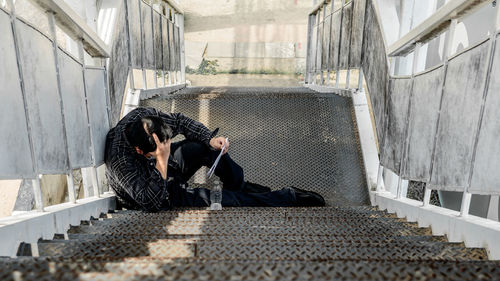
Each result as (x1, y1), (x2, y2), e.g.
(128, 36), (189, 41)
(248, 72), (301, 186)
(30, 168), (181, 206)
(2, 87), (499, 280)
(141, 87), (369, 206)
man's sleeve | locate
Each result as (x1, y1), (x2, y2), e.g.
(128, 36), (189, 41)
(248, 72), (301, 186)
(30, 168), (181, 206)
(111, 156), (169, 212)
(159, 111), (215, 146)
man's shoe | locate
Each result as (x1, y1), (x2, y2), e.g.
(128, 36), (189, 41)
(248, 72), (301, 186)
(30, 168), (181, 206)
(290, 186), (326, 207)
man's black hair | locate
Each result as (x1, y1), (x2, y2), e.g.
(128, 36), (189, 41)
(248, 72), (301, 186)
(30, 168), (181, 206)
(127, 115), (173, 153)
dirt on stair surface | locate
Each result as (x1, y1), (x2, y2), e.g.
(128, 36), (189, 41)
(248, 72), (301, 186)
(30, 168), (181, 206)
(142, 86), (370, 207)
(2, 207), (499, 280)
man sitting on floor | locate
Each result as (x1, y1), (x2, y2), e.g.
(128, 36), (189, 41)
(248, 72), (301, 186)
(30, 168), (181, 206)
(104, 107), (325, 212)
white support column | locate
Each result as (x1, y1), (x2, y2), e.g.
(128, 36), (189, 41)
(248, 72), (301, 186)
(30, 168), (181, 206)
(357, 68), (364, 91)
(376, 164), (384, 192)
(32, 177), (44, 212)
(460, 191), (472, 217)
(345, 68), (350, 89)
(176, 13), (185, 83)
(423, 187), (432, 207)
(90, 167), (100, 198)
(66, 173), (77, 203)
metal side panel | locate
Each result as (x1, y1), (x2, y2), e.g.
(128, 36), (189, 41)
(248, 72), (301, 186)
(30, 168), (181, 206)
(174, 25), (181, 71)
(329, 10), (341, 70)
(169, 20), (175, 71)
(322, 16), (331, 71)
(470, 35), (500, 195)
(349, 0), (366, 68)
(339, 2), (353, 69)
(127, 0), (141, 68)
(57, 49), (92, 169)
(141, 1), (154, 69)
(153, 11), (163, 70)
(310, 24), (318, 72)
(361, 1), (388, 146)
(16, 19), (68, 174)
(0, 11), (35, 179)
(380, 78), (412, 174)
(430, 41), (490, 190)
(161, 17), (170, 71)
(404, 66), (444, 182)
(316, 23), (323, 71)
(85, 68), (110, 166)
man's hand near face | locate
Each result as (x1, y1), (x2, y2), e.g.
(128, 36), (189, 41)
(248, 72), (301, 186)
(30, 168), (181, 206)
(151, 133), (171, 180)
(210, 136), (230, 154)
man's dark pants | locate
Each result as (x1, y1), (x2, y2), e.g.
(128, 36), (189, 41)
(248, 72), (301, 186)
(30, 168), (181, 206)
(167, 140), (296, 207)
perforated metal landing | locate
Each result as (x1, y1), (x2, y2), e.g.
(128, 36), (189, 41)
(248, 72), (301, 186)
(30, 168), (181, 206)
(141, 87), (369, 206)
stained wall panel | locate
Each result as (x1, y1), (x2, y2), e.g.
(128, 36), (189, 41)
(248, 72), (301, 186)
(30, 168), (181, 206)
(430, 42), (490, 190)
(153, 11), (163, 70)
(168, 21), (175, 70)
(57, 49), (92, 169)
(380, 78), (412, 174)
(161, 17), (170, 71)
(316, 23), (323, 71)
(349, 0), (366, 67)
(85, 68), (110, 166)
(17, 19), (68, 173)
(0, 11), (34, 179)
(141, 1), (155, 69)
(404, 66), (444, 181)
(323, 16), (332, 70)
(329, 10), (341, 70)
(361, 1), (388, 145)
(127, 0), (142, 68)
(339, 2), (353, 69)
(174, 25), (180, 71)
(470, 35), (500, 194)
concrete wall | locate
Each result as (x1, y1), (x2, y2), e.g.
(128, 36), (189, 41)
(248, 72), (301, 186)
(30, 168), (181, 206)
(182, 0), (311, 74)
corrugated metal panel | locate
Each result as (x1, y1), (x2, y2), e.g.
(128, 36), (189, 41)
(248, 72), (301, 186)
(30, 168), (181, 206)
(85, 68), (110, 166)
(381, 78), (412, 174)
(404, 66), (444, 182)
(17, 19), (68, 174)
(0, 11), (35, 179)
(57, 49), (92, 169)
(430, 41), (490, 190)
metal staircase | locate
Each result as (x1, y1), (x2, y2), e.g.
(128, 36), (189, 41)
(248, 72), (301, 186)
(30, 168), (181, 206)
(1, 86), (500, 280)
(1, 207), (498, 280)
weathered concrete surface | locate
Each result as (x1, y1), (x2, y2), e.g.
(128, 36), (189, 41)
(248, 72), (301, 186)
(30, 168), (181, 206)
(187, 74), (304, 87)
(470, 35), (500, 195)
(0, 10), (34, 179)
(182, 0), (311, 74)
(349, 0), (366, 68)
(361, 0), (389, 146)
(381, 78), (412, 174)
(430, 42), (490, 190)
(404, 66), (444, 182)
(17, 18), (68, 174)
(108, 1), (129, 126)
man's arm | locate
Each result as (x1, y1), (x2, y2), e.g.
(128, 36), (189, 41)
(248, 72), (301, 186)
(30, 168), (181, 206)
(159, 111), (214, 146)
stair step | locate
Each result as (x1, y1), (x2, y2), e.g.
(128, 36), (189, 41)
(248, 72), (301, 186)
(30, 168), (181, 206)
(64, 234), (449, 244)
(68, 223), (431, 236)
(1, 258), (499, 280)
(33, 240), (479, 260)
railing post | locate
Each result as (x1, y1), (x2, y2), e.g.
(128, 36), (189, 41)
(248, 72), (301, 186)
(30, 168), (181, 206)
(376, 164), (384, 192)
(66, 173), (77, 203)
(460, 191), (472, 217)
(357, 68), (364, 91)
(423, 186), (432, 207)
(305, 13), (316, 84)
(32, 177), (44, 211)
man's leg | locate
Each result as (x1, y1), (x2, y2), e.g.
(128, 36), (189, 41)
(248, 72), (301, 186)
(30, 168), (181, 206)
(167, 180), (297, 207)
(170, 140), (270, 193)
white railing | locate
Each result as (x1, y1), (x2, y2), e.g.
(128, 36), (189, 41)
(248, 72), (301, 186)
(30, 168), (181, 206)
(0, 0), (185, 257)
(306, 0), (500, 259)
